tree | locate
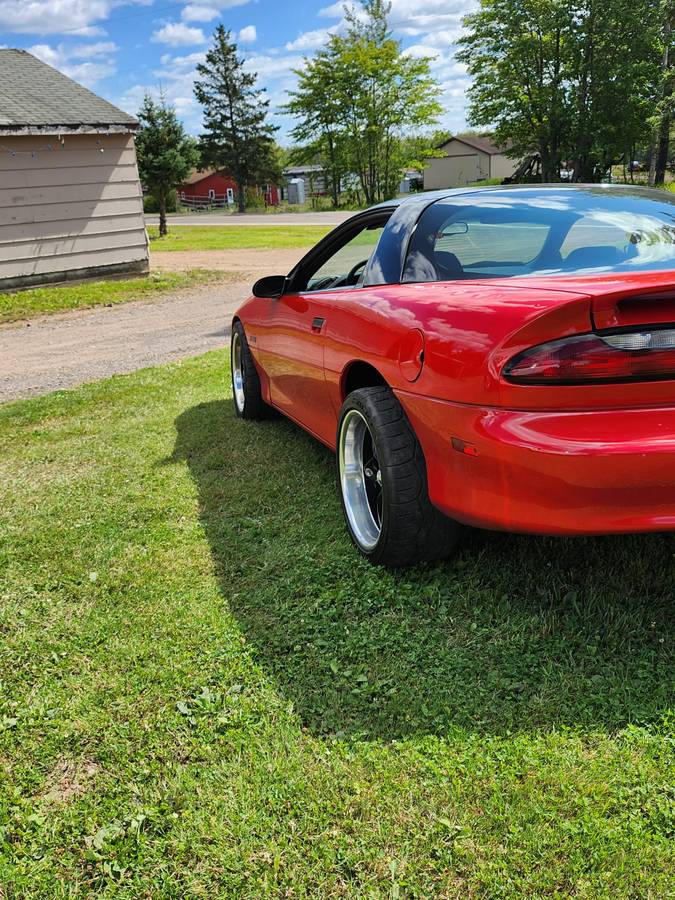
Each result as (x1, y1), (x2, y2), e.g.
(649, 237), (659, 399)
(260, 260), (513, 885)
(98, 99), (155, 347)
(458, 0), (658, 183)
(649, 1), (675, 185)
(338, 0), (442, 202)
(194, 26), (278, 213)
(566, 0), (657, 182)
(135, 94), (198, 236)
(457, 0), (571, 181)
(285, 1), (442, 205)
(283, 51), (349, 208)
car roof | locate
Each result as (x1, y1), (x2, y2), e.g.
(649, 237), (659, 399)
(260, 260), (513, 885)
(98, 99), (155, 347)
(372, 182), (671, 212)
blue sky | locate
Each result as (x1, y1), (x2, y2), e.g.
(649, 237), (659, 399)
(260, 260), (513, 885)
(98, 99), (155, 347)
(0, 0), (476, 141)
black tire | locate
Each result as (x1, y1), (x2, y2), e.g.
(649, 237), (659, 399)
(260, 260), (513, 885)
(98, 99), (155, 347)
(230, 321), (269, 420)
(336, 386), (461, 567)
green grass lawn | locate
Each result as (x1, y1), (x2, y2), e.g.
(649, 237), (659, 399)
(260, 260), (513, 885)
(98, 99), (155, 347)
(0, 353), (673, 896)
(148, 224), (331, 251)
(0, 270), (228, 325)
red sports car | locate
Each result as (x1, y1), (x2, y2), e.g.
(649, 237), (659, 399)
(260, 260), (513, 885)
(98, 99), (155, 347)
(231, 185), (675, 567)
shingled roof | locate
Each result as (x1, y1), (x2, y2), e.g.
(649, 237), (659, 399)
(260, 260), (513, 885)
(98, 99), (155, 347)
(0, 49), (137, 134)
(436, 134), (513, 156)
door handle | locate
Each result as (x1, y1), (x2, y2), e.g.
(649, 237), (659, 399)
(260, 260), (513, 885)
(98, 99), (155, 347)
(311, 316), (325, 333)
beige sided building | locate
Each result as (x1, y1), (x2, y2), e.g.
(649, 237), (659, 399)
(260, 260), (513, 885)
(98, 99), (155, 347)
(424, 134), (518, 190)
(0, 49), (148, 291)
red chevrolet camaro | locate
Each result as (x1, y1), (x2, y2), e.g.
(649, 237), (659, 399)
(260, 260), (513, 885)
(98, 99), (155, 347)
(231, 185), (675, 567)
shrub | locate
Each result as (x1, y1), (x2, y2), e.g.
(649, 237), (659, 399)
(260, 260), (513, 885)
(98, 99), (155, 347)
(143, 189), (178, 214)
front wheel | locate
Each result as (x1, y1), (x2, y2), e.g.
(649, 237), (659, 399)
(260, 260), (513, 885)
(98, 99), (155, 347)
(230, 321), (269, 420)
(337, 387), (461, 567)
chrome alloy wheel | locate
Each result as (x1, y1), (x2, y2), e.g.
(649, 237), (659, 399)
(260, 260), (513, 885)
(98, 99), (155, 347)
(231, 330), (245, 413)
(339, 409), (383, 551)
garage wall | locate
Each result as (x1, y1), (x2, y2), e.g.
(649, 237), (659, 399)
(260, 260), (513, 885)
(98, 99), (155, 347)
(424, 154), (476, 189)
(423, 142), (493, 189)
(489, 153), (518, 181)
(0, 132), (149, 290)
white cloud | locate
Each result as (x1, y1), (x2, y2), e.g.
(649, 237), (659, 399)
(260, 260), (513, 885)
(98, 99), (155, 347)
(152, 22), (207, 46)
(243, 53), (303, 80)
(155, 50), (207, 73)
(238, 24), (256, 44)
(180, 0), (251, 20)
(0, 0), (144, 36)
(60, 60), (117, 85)
(318, 1), (352, 18)
(27, 43), (61, 66)
(69, 40), (118, 59)
(285, 26), (338, 51)
(181, 4), (220, 22)
(27, 40), (118, 87)
(319, 0), (474, 36)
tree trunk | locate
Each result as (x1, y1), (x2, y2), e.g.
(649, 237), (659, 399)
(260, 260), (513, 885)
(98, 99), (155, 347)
(237, 173), (246, 213)
(158, 189), (167, 237)
(540, 146), (558, 182)
(656, 111), (672, 184)
(651, 10), (674, 186)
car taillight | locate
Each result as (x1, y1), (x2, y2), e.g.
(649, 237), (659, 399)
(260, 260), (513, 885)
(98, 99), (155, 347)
(505, 328), (675, 384)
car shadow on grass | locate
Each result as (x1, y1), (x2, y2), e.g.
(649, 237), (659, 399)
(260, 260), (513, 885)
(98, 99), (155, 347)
(173, 399), (674, 740)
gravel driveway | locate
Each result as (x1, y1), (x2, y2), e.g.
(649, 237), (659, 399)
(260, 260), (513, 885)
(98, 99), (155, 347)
(0, 281), (248, 402)
(1, 249), (306, 403)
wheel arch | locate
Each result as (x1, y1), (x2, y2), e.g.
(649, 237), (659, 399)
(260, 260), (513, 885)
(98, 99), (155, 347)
(340, 360), (388, 402)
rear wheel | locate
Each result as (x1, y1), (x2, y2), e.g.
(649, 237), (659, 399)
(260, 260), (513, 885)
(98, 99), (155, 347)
(231, 321), (269, 420)
(337, 386), (460, 567)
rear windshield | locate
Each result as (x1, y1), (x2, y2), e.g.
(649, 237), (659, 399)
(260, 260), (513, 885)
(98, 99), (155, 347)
(402, 188), (675, 282)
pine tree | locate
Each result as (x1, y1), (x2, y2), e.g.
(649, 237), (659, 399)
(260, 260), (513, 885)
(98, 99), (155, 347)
(194, 26), (278, 213)
(135, 94), (198, 236)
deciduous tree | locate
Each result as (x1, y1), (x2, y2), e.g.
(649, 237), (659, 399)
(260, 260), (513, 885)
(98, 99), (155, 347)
(285, 1), (442, 204)
(458, 0), (659, 182)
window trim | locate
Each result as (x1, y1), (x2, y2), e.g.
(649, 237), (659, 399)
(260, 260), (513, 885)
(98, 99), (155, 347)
(286, 208), (395, 294)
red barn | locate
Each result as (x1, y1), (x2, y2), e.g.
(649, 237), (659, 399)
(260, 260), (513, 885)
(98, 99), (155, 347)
(179, 169), (279, 208)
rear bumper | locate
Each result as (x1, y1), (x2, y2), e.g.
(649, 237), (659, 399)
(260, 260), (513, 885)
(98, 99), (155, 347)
(396, 391), (675, 534)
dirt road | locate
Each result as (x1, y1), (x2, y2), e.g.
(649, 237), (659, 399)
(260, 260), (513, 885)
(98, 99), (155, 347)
(0, 281), (242, 401)
(150, 248), (302, 274)
(0, 248), (309, 402)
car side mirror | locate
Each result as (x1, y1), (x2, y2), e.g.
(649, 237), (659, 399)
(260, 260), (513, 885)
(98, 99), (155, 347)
(252, 274), (286, 299)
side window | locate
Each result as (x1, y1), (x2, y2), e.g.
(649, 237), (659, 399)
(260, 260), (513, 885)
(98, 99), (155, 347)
(305, 224), (385, 292)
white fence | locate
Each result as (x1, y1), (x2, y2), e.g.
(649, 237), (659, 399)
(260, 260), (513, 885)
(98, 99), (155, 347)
(178, 194), (233, 212)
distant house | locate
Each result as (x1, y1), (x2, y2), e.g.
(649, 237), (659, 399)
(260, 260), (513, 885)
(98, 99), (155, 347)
(179, 169), (237, 206)
(424, 134), (518, 189)
(282, 165), (327, 199)
(179, 169), (280, 208)
(0, 49), (148, 291)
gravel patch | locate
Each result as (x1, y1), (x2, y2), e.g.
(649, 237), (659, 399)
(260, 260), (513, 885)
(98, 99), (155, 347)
(0, 278), (250, 402)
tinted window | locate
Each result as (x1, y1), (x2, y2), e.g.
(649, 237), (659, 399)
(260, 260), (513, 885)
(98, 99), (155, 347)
(403, 188), (675, 282)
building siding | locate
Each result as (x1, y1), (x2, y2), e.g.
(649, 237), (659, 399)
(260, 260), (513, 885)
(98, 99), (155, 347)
(489, 153), (518, 181)
(180, 171), (237, 199)
(0, 132), (148, 289)
(424, 139), (519, 189)
(424, 153), (481, 189)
